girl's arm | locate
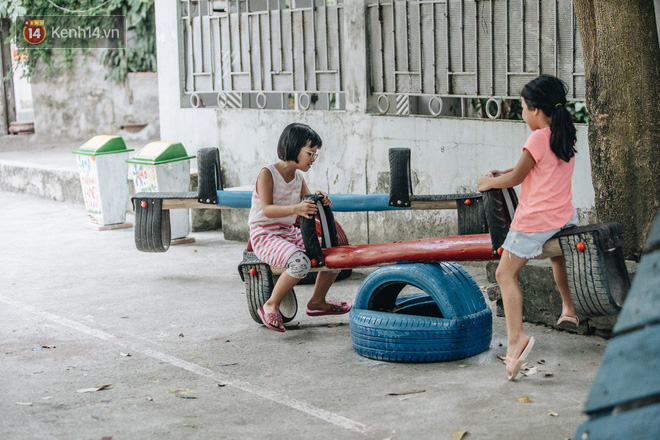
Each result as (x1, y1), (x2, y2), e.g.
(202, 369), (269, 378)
(257, 169), (317, 219)
(301, 179), (332, 207)
(478, 150), (535, 191)
(490, 167), (514, 175)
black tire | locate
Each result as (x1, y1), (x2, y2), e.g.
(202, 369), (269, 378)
(134, 197), (170, 253)
(196, 148), (222, 204)
(560, 231), (625, 317)
(388, 148), (412, 207)
(240, 252), (298, 323)
(481, 188), (518, 255)
(457, 197), (488, 235)
(349, 263), (492, 362)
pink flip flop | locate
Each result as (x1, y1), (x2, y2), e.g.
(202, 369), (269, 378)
(257, 306), (285, 332)
(505, 336), (535, 381)
(557, 314), (579, 329)
(306, 300), (352, 317)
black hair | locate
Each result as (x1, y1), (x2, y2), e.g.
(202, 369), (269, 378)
(521, 74), (577, 162)
(277, 123), (323, 163)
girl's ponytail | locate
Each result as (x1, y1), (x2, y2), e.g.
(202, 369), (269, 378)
(549, 101), (577, 162)
(521, 75), (577, 162)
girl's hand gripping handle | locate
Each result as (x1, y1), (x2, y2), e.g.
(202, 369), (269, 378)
(315, 190), (332, 206)
(295, 199), (318, 219)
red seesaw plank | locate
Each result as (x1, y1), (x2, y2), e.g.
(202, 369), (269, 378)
(321, 233), (496, 269)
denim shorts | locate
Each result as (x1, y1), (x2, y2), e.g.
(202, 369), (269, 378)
(502, 211), (579, 259)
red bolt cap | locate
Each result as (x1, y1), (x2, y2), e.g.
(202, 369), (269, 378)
(576, 242), (586, 252)
(310, 259), (317, 267)
(140, 201), (147, 208)
(497, 247), (504, 256)
(249, 268), (257, 276)
(464, 199), (471, 205)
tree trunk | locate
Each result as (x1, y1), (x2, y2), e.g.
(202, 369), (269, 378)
(573, 0), (660, 260)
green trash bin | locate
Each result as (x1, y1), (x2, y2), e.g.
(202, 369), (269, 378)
(127, 141), (195, 240)
(73, 135), (133, 228)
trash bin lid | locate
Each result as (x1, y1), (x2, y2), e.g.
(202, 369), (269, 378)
(72, 135), (133, 156)
(126, 141), (195, 165)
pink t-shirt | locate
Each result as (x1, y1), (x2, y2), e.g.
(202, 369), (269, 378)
(510, 127), (575, 232)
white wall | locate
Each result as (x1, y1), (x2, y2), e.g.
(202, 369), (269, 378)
(155, 0), (594, 244)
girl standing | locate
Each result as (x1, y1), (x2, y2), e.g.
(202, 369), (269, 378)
(477, 75), (579, 380)
(248, 123), (350, 332)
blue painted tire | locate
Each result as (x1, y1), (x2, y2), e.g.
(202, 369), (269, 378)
(349, 263), (492, 362)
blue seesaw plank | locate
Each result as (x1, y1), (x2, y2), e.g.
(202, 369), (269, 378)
(612, 250), (660, 335)
(574, 402), (660, 440)
(584, 324), (660, 415)
(216, 191), (404, 212)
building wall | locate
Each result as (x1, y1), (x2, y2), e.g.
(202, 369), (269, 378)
(155, 0), (594, 244)
(31, 54), (159, 140)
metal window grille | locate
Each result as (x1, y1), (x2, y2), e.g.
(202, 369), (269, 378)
(178, 0), (345, 110)
(367, 0), (585, 117)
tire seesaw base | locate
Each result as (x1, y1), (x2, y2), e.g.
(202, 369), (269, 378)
(349, 262), (492, 363)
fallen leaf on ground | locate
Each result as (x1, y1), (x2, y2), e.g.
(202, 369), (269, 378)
(548, 410), (559, 417)
(178, 333), (184, 338)
(120, 352), (131, 357)
(543, 372), (554, 377)
(387, 390), (425, 396)
(517, 396), (533, 403)
(538, 359), (546, 365)
(15, 402), (33, 406)
(77, 384), (112, 393)
(521, 366), (539, 376)
(452, 429), (468, 439)
(167, 388), (197, 399)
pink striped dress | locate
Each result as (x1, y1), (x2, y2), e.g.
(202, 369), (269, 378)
(248, 165), (306, 268)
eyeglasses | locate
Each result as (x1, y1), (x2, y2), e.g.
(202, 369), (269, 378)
(303, 150), (319, 160)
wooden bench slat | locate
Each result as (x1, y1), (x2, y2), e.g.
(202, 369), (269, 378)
(585, 324), (660, 414)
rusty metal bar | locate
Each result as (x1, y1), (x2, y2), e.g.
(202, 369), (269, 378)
(336, 6), (342, 92)
(445, 0), (450, 93)
(537, 0), (541, 74)
(431, 2), (437, 94)
(521, 0), (524, 71)
(474, 0), (478, 94)
(490, 0), (493, 95)
(391, 1), (397, 90)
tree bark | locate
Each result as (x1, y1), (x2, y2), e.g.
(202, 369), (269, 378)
(573, 0), (660, 260)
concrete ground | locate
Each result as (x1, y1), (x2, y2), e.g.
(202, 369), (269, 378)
(0, 189), (607, 440)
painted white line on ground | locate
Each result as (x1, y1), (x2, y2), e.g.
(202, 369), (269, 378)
(1, 295), (376, 435)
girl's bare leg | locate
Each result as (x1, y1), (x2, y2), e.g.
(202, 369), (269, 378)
(307, 271), (340, 311)
(495, 250), (532, 358)
(551, 255), (576, 317)
(263, 272), (300, 330)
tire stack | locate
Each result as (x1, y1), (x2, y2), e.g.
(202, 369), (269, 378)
(349, 262), (492, 362)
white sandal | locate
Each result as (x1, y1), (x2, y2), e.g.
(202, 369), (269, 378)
(557, 314), (579, 329)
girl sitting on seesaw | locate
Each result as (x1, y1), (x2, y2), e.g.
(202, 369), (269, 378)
(478, 75), (579, 380)
(248, 123), (351, 332)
